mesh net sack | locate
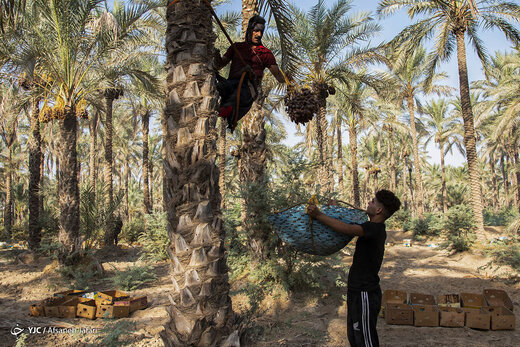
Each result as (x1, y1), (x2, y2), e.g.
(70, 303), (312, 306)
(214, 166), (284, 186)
(268, 204), (368, 256)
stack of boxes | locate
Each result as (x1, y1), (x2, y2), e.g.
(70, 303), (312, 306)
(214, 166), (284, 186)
(29, 289), (147, 320)
(382, 288), (515, 330)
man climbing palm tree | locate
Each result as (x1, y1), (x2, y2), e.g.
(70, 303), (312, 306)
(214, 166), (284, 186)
(214, 15), (287, 131)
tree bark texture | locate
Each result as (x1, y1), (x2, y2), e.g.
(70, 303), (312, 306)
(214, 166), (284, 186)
(238, 100), (272, 259)
(143, 111), (152, 214)
(439, 142), (447, 214)
(501, 153), (508, 208)
(217, 119), (226, 209)
(388, 128), (396, 192)
(89, 111), (99, 191)
(104, 96), (115, 246)
(57, 110), (81, 265)
(337, 119), (344, 194)
(349, 124), (360, 207)
(241, 0), (258, 35)
(4, 148), (13, 239)
(316, 103), (328, 194)
(513, 144), (520, 213)
(406, 93), (425, 218)
(455, 30), (485, 233)
(28, 98), (42, 250)
(162, 1), (236, 345)
(327, 134), (334, 193)
(489, 152), (499, 210)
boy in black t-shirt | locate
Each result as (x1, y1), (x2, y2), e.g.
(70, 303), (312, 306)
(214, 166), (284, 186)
(307, 190), (401, 347)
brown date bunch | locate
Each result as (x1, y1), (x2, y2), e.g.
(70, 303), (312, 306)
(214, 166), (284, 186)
(284, 88), (319, 124)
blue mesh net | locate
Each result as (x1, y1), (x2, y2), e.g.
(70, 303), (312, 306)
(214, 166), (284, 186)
(268, 204), (368, 256)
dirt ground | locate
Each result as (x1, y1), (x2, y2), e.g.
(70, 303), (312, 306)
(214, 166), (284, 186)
(1, 227), (519, 346)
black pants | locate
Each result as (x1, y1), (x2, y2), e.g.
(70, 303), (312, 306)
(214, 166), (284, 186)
(347, 288), (381, 347)
(215, 76), (256, 130)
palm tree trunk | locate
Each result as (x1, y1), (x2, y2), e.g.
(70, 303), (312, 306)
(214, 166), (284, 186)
(28, 97), (42, 250)
(142, 111), (152, 214)
(218, 119), (226, 209)
(349, 123), (360, 207)
(337, 119), (344, 194)
(238, 100), (271, 259)
(513, 143), (520, 212)
(316, 102), (328, 194)
(57, 110), (80, 265)
(489, 152), (499, 211)
(402, 158), (408, 209)
(439, 142), (447, 214)
(124, 154), (130, 220)
(501, 153), (508, 208)
(388, 129), (396, 192)
(455, 30), (485, 234)
(104, 95), (115, 246)
(162, 2), (235, 345)
(150, 162), (155, 210)
(406, 94), (425, 218)
(4, 147), (13, 239)
(40, 149), (44, 215)
(508, 153), (517, 207)
(328, 134), (334, 193)
(89, 111), (98, 191)
(241, 0), (259, 34)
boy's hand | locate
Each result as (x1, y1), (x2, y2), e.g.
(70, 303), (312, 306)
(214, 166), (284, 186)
(307, 204), (321, 218)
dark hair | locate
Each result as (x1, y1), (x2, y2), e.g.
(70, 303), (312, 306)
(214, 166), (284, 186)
(246, 15), (266, 43)
(375, 189), (401, 219)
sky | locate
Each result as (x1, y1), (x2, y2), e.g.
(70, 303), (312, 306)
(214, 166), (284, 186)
(215, 0), (519, 168)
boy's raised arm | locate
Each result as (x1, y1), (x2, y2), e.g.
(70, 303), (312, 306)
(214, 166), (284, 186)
(307, 204), (365, 237)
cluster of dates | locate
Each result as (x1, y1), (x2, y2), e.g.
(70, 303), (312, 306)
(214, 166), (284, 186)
(284, 88), (319, 124)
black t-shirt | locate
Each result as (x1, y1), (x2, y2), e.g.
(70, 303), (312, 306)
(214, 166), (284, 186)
(347, 221), (386, 292)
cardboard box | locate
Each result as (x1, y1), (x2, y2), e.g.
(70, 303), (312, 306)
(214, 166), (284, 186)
(77, 300), (97, 320)
(437, 294), (461, 308)
(381, 290), (407, 317)
(96, 304), (130, 319)
(413, 305), (439, 327)
(58, 297), (81, 318)
(439, 307), (465, 327)
(482, 306), (515, 330)
(460, 293), (486, 309)
(30, 297), (55, 317)
(409, 293), (435, 306)
(30, 303), (45, 317)
(483, 289), (513, 311)
(95, 290), (130, 305)
(43, 297), (69, 318)
(114, 296), (148, 313)
(53, 290), (86, 298)
(464, 307), (490, 330)
(385, 303), (414, 325)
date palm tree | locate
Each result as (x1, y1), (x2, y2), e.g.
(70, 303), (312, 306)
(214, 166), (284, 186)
(332, 80), (374, 207)
(162, 1), (237, 345)
(5, 0), (135, 264)
(382, 45), (451, 218)
(378, 0), (520, 232)
(92, 2), (160, 246)
(290, 0), (383, 194)
(475, 51), (520, 211)
(0, 82), (20, 239)
(236, 0), (295, 259)
(423, 99), (461, 213)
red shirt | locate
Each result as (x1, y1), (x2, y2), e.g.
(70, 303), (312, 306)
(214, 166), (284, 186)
(223, 42), (277, 80)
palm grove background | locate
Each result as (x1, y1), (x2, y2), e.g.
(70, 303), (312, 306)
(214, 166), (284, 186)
(2, 0), (520, 345)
